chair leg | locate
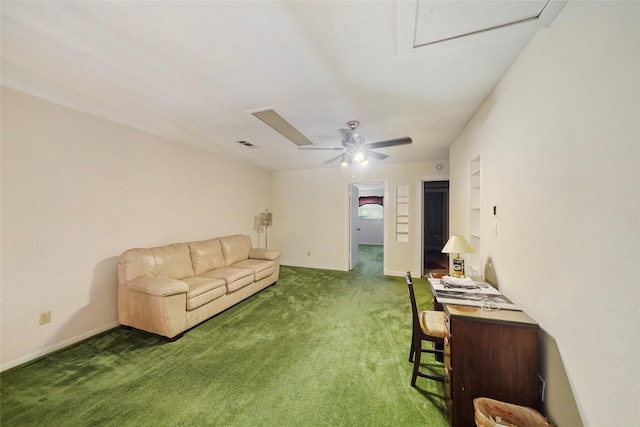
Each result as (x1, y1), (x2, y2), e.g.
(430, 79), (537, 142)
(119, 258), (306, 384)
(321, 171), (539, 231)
(411, 336), (422, 387)
(412, 337), (446, 386)
(409, 329), (415, 363)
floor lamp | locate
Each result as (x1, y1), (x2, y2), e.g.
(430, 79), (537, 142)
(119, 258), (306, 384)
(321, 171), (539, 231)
(260, 209), (273, 249)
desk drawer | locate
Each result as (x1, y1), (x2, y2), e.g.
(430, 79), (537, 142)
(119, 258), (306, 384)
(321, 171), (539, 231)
(443, 312), (452, 418)
(443, 314), (451, 365)
(444, 311), (451, 333)
(445, 308), (540, 427)
(444, 337), (452, 419)
(443, 311), (452, 375)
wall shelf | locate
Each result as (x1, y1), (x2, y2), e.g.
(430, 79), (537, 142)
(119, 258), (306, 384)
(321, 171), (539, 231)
(396, 185), (410, 242)
(468, 155), (481, 277)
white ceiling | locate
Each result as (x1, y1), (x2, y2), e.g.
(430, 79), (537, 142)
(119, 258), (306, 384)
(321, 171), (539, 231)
(1, 1), (565, 172)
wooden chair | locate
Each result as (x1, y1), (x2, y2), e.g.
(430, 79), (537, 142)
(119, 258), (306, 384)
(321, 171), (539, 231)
(406, 271), (445, 386)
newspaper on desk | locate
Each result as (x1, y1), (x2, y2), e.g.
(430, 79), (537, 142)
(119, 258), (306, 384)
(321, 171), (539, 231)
(428, 276), (521, 311)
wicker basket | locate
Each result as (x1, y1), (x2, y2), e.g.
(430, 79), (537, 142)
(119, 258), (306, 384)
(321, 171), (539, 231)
(474, 398), (553, 427)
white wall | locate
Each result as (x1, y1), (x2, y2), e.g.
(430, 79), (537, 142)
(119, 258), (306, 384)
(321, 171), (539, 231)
(448, 1), (639, 425)
(0, 87), (272, 370)
(355, 218), (383, 245)
(271, 161), (448, 276)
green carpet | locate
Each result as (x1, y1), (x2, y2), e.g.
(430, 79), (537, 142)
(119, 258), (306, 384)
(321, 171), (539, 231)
(1, 245), (448, 426)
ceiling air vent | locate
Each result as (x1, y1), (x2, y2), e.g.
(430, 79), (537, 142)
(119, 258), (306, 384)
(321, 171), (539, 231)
(237, 140), (256, 147)
(249, 108), (314, 146)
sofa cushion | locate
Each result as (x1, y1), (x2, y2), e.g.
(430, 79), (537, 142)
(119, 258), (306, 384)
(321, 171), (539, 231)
(125, 276), (189, 296)
(119, 248), (157, 284)
(119, 243), (193, 283)
(202, 266), (254, 292)
(219, 235), (253, 267)
(232, 259), (275, 281)
(188, 239), (225, 276)
(182, 276), (227, 310)
(249, 248), (281, 261)
(152, 243), (194, 279)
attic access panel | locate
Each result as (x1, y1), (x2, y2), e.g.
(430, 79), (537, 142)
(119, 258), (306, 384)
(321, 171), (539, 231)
(414, 0), (550, 46)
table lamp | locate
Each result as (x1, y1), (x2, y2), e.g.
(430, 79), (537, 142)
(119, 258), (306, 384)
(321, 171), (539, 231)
(441, 235), (476, 278)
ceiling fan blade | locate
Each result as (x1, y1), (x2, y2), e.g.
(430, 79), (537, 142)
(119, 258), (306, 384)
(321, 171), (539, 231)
(366, 150), (388, 160)
(325, 154), (345, 164)
(298, 147), (343, 151)
(364, 137), (412, 149)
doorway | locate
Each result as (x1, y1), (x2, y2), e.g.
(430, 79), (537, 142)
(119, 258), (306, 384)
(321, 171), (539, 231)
(349, 182), (384, 271)
(423, 181), (449, 276)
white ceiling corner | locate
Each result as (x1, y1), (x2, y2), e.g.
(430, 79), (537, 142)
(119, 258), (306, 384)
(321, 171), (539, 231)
(1, 0), (566, 172)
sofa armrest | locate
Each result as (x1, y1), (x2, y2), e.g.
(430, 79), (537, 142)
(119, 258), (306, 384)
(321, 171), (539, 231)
(249, 248), (281, 261)
(125, 276), (189, 296)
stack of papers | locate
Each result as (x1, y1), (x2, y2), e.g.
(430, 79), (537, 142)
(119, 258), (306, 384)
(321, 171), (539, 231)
(440, 275), (481, 289)
(428, 278), (521, 311)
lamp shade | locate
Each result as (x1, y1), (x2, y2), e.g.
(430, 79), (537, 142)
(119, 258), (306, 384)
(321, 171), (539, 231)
(441, 235), (476, 254)
(260, 209), (273, 227)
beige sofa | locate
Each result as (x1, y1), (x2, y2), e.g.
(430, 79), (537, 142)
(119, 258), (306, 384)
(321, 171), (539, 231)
(117, 234), (280, 339)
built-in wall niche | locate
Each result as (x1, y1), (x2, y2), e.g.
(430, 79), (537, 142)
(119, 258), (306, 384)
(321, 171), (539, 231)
(396, 185), (409, 242)
(468, 155), (481, 277)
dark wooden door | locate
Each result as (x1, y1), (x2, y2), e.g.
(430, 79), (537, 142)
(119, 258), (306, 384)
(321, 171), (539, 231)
(423, 181), (449, 274)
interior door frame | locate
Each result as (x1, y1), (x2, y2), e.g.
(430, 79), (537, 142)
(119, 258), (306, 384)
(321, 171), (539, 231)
(423, 181), (450, 275)
(348, 180), (387, 271)
(349, 184), (360, 270)
(416, 174), (450, 276)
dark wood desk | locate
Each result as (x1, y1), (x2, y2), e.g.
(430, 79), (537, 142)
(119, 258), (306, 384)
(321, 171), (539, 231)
(428, 279), (540, 427)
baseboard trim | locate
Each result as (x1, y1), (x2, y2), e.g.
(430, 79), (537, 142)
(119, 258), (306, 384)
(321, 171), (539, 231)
(385, 269), (408, 277)
(1, 321), (120, 372)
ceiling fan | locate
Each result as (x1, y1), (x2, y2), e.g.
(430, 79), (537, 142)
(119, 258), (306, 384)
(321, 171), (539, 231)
(299, 120), (412, 166)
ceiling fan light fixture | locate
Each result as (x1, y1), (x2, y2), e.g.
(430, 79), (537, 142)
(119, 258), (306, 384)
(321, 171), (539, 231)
(300, 120), (412, 171)
(343, 132), (363, 146)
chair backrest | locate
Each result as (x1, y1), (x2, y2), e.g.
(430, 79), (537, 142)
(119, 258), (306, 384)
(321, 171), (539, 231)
(406, 271), (421, 333)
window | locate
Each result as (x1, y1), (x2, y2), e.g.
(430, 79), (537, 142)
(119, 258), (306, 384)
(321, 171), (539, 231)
(358, 196), (384, 219)
(359, 204), (383, 219)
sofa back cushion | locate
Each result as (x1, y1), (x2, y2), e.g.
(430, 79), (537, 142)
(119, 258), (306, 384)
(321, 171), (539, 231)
(119, 248), (156, 285)
(119, 243), (193, 283)
(219, 235), (253, 266)
(189, 239), (225, 276)
(153, 243), (194, 279)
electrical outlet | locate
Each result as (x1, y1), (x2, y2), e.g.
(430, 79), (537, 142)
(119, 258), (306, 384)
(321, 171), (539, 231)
(538, 375), (546, 402)
(39, 310), (51, 325)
